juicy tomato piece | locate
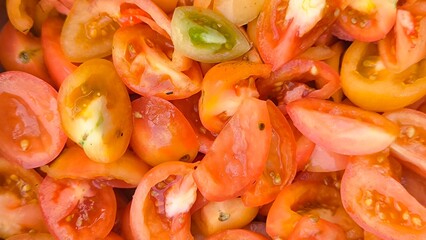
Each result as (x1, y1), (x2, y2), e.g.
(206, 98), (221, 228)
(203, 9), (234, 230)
(58, 58), (133, 163)
(130, 161), (197, 240)
(306, 144), (350, 172)
(295, 135), (316, 171)
(5, 232), (53, 240)
(192, 198), (259, 237)
(193, 98), (272, 202)
(341, 40), (426, 112)
(171, 6), (251, 63)
(0, 71), (66, 168)
(0, 21), (54, 86)
(401, 166), (426, 207)
(341, 153), (426, 239)
(0, 157), (47, 239)
(38, 177), (117, 240)
(213, 0), (265, 26)
(287, 215), (347, 240)
(257, 58), (341, 104)
(266, 180), (360, 239)
(41, 16), (77, 88)
(206, 229), (268, 240)
(256, 0), (343, 70)
(241, 101), (297, 207)
(286, 98), (399, 155)
(6, 0), (37, 34)
(384, 108), (426, 178)
(171, 93), (216, 154)
(112, 23), (203, 100)
(41, 146), (151, 187)
(199, 61), (271, 133)
(379, 8), (426, 73)
(130, 96), (199, 167)
(332, 0), (397, 42)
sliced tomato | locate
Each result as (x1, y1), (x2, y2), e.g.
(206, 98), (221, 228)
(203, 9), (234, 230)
(58, 58), (133, 163)
(112, 23), (203, 100)
(41, 16), (77, 88)
(130, 96), (199, 166)
(206, 229), (268, 240)
(384, 108), (426, 178)
(295, 135), (316, 171)
(341, 153), (426, 239)
(193, 98), (272, 202)
(379, 7), (426, 73)
(130, 161), (197, 240)
(401, 166), (426, 207)
(192, 197), (259, 237)
(241, 101), (297, 207)
(38, 177), (117, 240)
(5, 232), (53, 240)
(170, 6), (251, 63)
(287, 215), (347, 240)
(286, 98), (399, 155)
(332, 0), (397, 42)
(6, 0), (37, 34)
(257, 58), (341, 104)
(199, 61), (271, 133)
(256, 0), (343, 70)
(0, 156), (47, 239)
(0, 71), (67, 168)
(41, 146), (151, 187)
(171, 92), (216, 154)
(213, 0), (265, 26)
(306, 144), (350, 172)
(341, 40), (426, 112)
(0, 21), (54, 86)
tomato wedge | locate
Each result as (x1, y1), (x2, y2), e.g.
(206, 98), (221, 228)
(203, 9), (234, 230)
(286, 98), (399, 155)
(193, 98), (272, 202)
(0, 71), (67, 168)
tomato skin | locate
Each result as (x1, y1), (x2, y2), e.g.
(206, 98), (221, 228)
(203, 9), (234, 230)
(58, 58), (133, 163)
(41, 16), (77, 89)
(341, 154), (426, 240)
(306, 144), (349, 172)
(288, 215), (347, 240)
(0, 21), (54, 86)
(38, 177), (117, 240)
(0, 71), (67, 168)
(193, 98), (272, 202)
(130, 161), (197, 240)
(130, 96), (199, 167)
(206, 229), (268, 240)
(286, 98), (399, 155)
(384, 108), (426, 178)
(112, 23), (202, 100)
(5, 233), (53, 240)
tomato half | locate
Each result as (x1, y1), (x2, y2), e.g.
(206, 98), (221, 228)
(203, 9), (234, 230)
(286, 98), (399, 155)
(256, 0), (343, 70)
(384, 108), (426, 178)
(206, 229), (268, 240)
(38, 177), (117, 240)
(0, 21), (54, 86)
(332, 0), (397, 42)
(112, 23), (203, 100)
(199, 61), (271, 133)
(41, 146), (151, 188)
(130, 96), (199, 167)
(130, 161), (197, 240)
(341, 153), (426, 239)
(193, 98), (272, 202)
(0, 156), (47, 239)
(342, 41), (426, 112)
(58, 58), (133, 163)
(0, 71), (67, 168)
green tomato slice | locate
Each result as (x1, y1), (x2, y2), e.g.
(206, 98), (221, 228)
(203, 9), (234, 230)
(171, 6), (251, 63)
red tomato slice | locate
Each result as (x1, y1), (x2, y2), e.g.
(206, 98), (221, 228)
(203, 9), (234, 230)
(288, 215), (346, 240)
(112, 23), (202, 100)
(206, 229), (268, 240)
(0, 21), (54, 86)
(41, 146), (151, 187)
(241, 101), (297, 207)
(341, 153), (426, 239)
(193, 98), (272, 202)
(401, 166), (426, 207)
(286, 98), (399, 155)
(38, 177), (117, 240)
(0, 71), (67, 168)
(332, 0), (397, 42)
(41, 16), (77, 88)
(130, 96), (199, 167)
(306, 144), (350, 172)
(0, 156), (48, 239)
(384, 108), (426, 178)
(130, 161), (197, 240)
(199, 61), (271, 134)
(256, 0), (343, 70)
(5, 232), (53, 240)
